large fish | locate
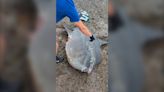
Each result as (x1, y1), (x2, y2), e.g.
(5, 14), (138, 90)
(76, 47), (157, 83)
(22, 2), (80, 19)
(64, 26), (107, 74)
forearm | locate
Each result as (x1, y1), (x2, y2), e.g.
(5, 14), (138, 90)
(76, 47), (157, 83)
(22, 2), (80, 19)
(74, 21), (95, 41)
(74, 21), (92, 37)
(79, 25), (92, 37)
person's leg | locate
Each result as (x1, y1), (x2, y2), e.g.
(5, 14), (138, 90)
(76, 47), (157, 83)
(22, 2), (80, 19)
(56, 35), (64, 63)
(56, 41), (59, 54)
(56, 36), (59, 54)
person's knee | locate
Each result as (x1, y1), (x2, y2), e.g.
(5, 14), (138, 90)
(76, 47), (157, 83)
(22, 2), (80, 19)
(56, 36), (59, 53)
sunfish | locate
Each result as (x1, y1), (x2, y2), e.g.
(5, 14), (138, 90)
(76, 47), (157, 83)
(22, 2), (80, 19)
(64, 27), (107, 74)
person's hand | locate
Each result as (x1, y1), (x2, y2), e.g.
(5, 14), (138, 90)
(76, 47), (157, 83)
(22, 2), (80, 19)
(89, 35), (95, 42)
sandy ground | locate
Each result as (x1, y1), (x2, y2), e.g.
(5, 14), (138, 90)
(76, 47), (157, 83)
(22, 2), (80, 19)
(56, 0), (108, 92)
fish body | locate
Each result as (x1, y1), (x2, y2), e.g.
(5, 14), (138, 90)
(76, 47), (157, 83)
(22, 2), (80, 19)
(65, 27), (106, 73)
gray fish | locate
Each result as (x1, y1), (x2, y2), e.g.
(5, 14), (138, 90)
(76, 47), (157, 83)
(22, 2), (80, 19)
(64, 26), (107, 74)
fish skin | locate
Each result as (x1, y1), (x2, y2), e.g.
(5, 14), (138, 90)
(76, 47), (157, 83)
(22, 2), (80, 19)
(65, 27), (107, 74)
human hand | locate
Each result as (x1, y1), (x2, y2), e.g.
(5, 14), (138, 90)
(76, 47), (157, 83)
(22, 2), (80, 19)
(89, 35), (95, 42)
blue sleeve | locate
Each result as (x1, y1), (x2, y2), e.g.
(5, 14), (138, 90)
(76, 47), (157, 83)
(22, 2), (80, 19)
(65, 1), (80, 22)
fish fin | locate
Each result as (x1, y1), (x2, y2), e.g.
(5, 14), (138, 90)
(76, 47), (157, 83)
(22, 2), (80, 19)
(63, 25), (72, 35)
(98, 39), (108, 46)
